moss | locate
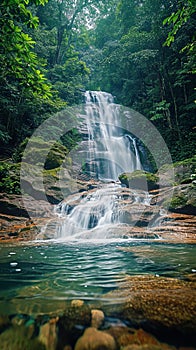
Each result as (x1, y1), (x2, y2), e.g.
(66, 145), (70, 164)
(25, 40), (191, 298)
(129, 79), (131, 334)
(14, 137), (68, 170)
(159, 156), (196, 186)
(119, 170), (159, 191)
(169, 194), (187, 209)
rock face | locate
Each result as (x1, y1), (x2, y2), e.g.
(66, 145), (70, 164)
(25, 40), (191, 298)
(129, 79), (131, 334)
(0, 156), (195, 242)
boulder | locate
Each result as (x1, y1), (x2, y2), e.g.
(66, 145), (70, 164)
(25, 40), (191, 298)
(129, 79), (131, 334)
(104, 275), (196, 339)
(74, 327), (117, 350)
(39, 318), (58, 350)
(16, 136), (69, 170)
(158, 156), (196, 187)
(119, 171), (158, 191)
(0, 326), (45, 350)
(58, 302), (91, 346)
(161, 184), (196, 215)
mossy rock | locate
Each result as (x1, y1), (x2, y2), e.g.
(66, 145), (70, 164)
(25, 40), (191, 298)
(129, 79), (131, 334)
(119, 170), (159, 191)
(163, 184), (196, 214)
(58, 301), (91, 346)
(15, 137), (69, 170)
(159, 156), (196, 186)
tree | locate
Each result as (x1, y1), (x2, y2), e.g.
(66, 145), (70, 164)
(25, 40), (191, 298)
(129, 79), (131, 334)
(0, 0), (51, 97)
(36, 0), (116, 66)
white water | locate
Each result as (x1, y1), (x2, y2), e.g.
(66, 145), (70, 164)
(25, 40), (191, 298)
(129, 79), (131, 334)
(84, 91), (142, 180)
(56, 91), (147, 240)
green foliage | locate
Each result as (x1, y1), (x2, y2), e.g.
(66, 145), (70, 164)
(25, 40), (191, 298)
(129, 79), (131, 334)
(169, 194), (187, 209)
(0, 0), (51, 98)
(0, 0), (195, 170)
(0, 162), (21, 194)
(163, 0), (195, 47)
(86, 0), (195, 163)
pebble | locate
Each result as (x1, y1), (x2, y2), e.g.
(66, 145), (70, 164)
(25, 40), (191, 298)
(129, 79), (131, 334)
(39, 318), (58, 350)
(91, 309), (105, 329)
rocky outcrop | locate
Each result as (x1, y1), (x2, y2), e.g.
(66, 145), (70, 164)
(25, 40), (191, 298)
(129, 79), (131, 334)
(0, 155), (195, 242)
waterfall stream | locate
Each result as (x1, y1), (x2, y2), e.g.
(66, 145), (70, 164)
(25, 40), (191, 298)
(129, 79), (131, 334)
(55, 91), (152, 241)
(84, 91), (142, 180)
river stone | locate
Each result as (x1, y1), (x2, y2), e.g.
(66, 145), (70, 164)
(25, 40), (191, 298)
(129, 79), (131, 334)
(91, 309), (105, 328)
(39, 318), (58, 350)
(0, 326), (45, 350)
(123, 345), (176, 350)
(74, 327), (117, 350)
(105, 326), (175, 349)
(0, 314), (10, 331)
(71, 300), (84, 307)
(58, 302), (91, 345)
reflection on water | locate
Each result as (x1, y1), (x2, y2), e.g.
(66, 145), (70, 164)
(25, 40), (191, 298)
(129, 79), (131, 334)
(0, 240), (195, 314)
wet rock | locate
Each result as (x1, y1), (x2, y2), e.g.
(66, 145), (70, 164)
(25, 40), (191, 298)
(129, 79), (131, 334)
(58, 302), (91, 346)
(0, 326), (45, 350)
(162, 184), (196, 215)
(39, 317), (58, 350)
(74, 327), (117, 350)
(0, 314), (10, 332)
(71, 300), (84, 308)
(105, 327), (169, 349)
(119, 171), (159, 191)
(91, 309), (105, 329)
(104, 275), (196, 338)
(159, 157), (196, 187)
(123, 345), (175, 350)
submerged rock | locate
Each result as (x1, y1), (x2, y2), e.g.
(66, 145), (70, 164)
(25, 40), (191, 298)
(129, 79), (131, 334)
(0, 314), (10, 332)
(74, 327), (117, 350)
(58, 301), (91, 346)
(105, 326), (176, 349)
(91, 309), (105, 329)
(104, 275), (196, 340)
(39, 317), (58, 350)
(0, 326), (45, 350)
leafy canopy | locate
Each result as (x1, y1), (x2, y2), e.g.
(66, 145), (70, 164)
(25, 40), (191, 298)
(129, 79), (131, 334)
(0, 0), (51, 98)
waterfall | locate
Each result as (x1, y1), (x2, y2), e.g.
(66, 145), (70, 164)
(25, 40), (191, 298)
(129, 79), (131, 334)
(54, 91), (148, 240)
(83, 91), (142, 181)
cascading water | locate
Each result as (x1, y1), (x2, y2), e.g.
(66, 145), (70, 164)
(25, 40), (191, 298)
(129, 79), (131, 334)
(55, 91), (151, 240)
(84, 91), (142, 180)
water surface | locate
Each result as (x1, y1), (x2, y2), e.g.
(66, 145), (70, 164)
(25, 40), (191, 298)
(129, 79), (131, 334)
(0, 239), (195, 314)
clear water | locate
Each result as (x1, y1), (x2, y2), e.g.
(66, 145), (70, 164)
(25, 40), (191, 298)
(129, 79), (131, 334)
(0, 240), (195, 314)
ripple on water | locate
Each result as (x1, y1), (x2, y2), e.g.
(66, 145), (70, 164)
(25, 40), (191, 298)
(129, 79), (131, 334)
(0, 241), (195, 314)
